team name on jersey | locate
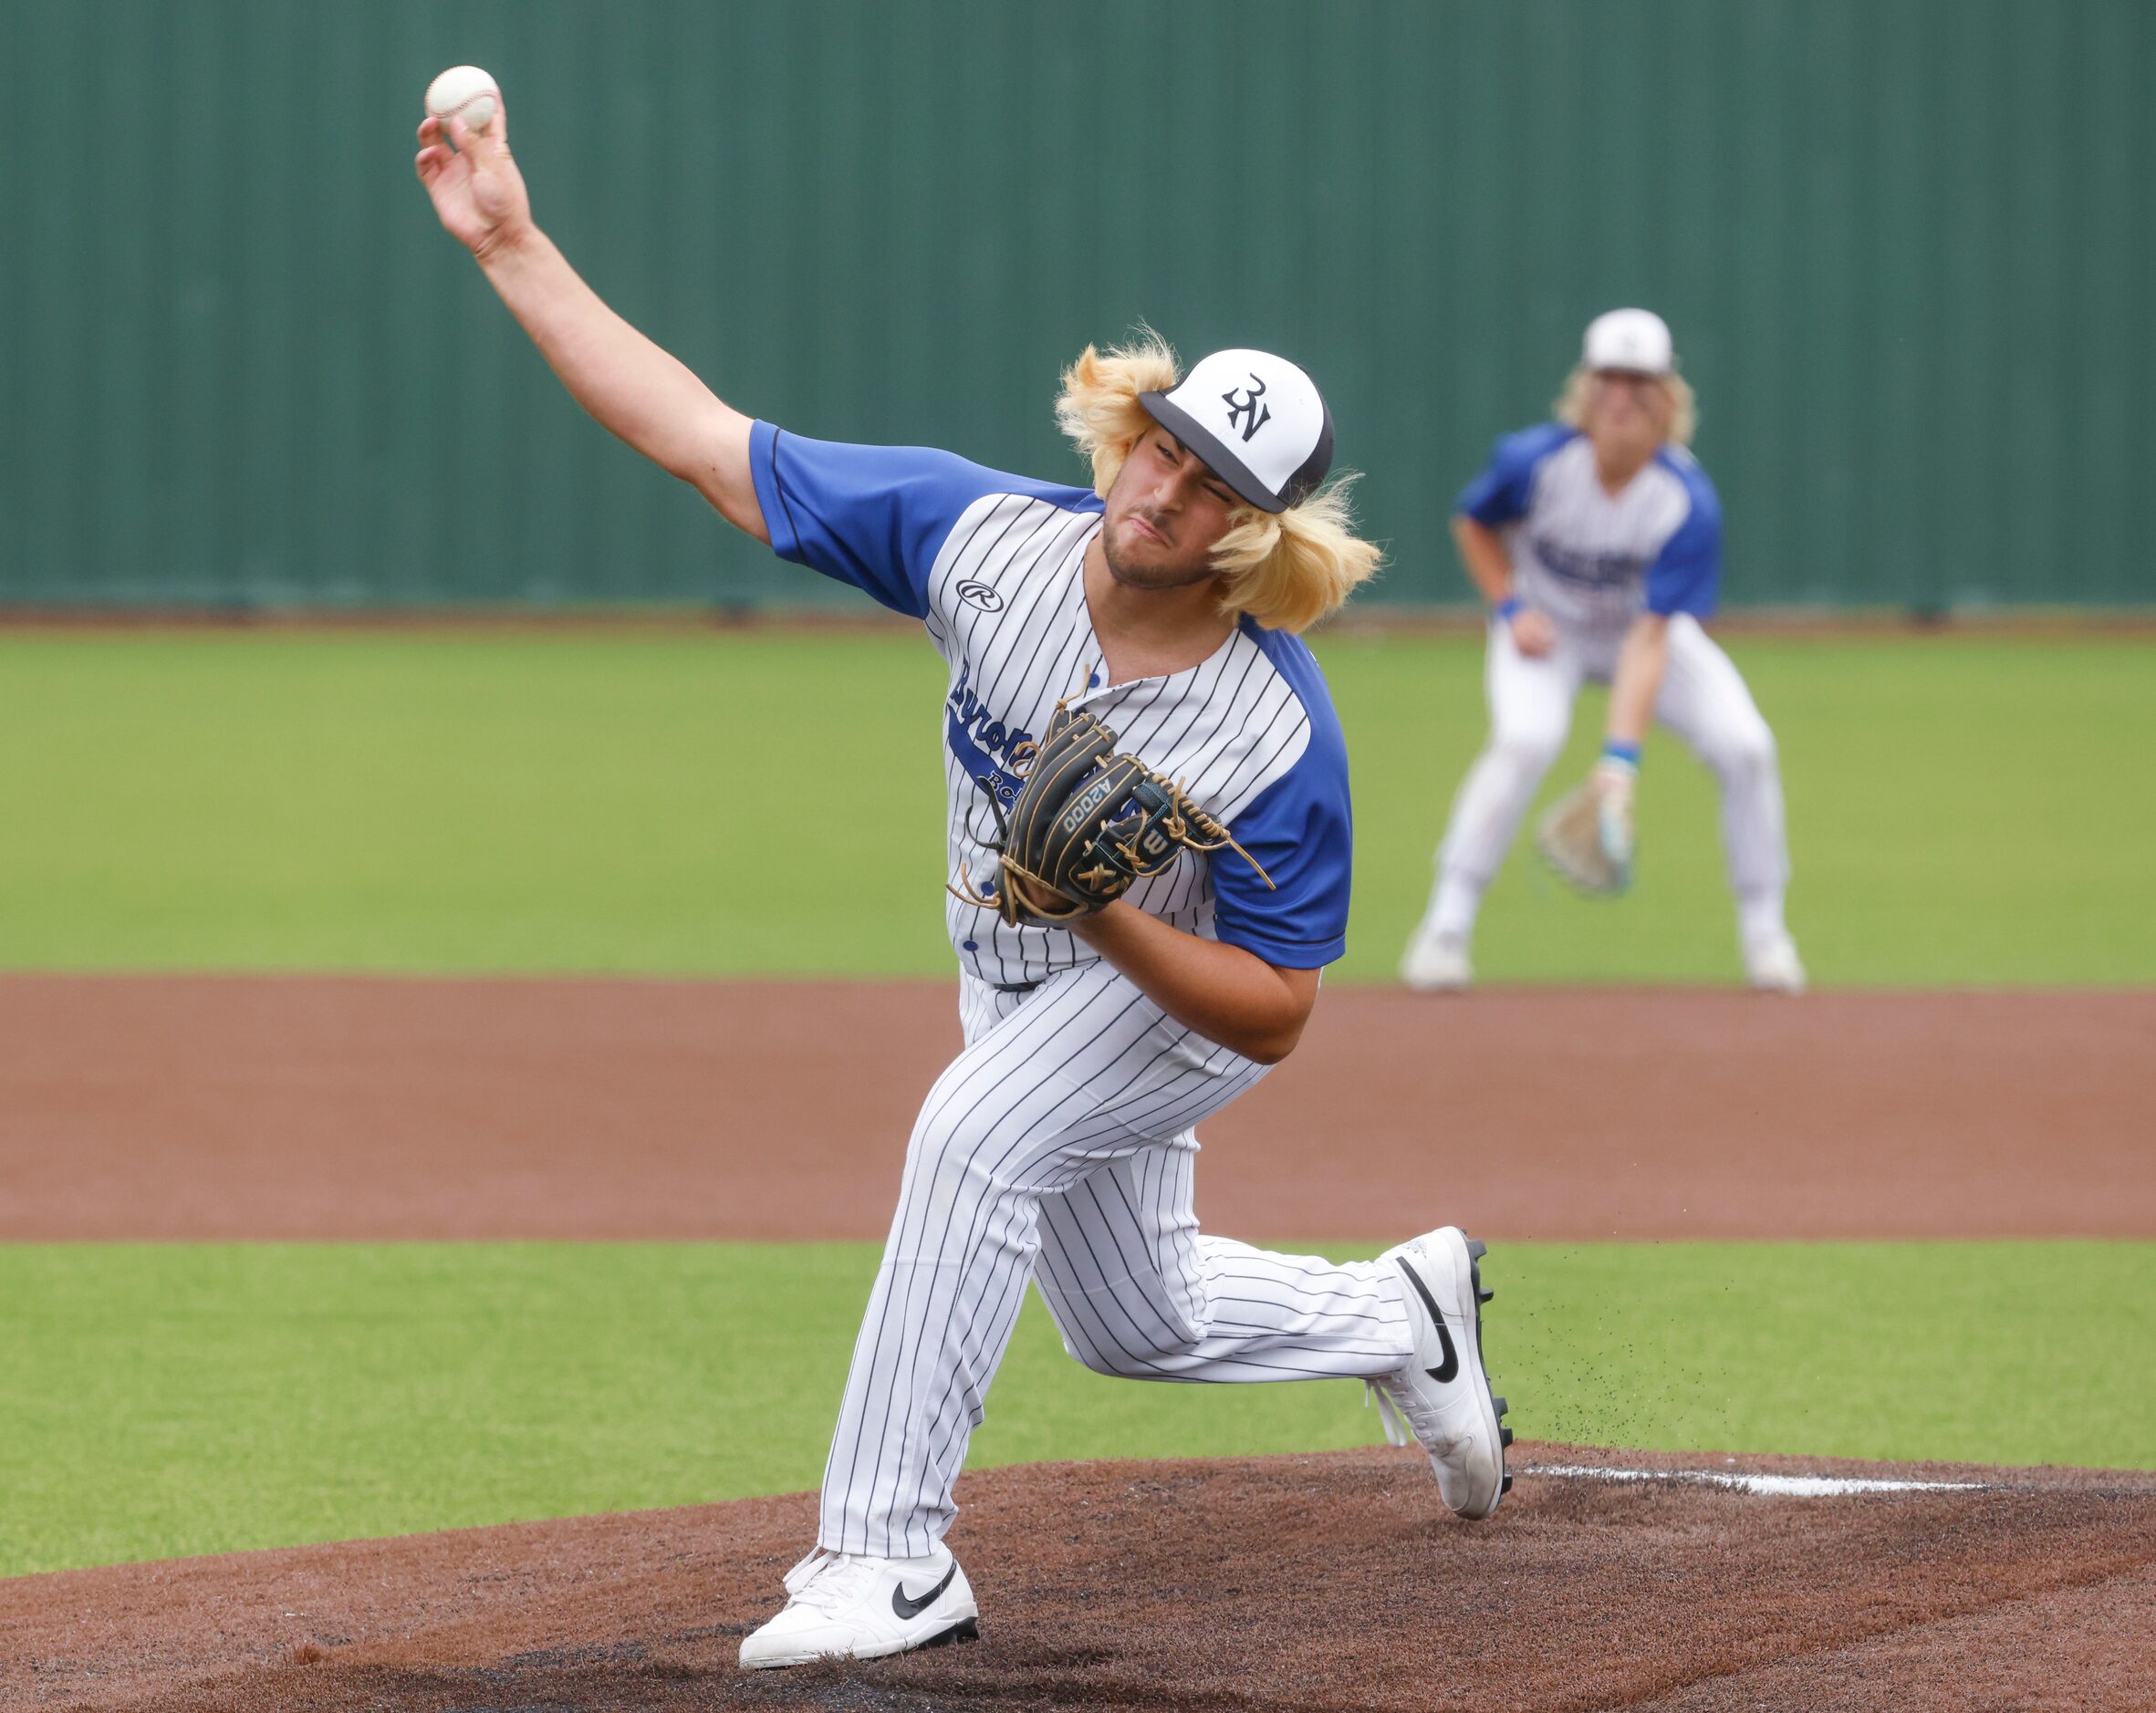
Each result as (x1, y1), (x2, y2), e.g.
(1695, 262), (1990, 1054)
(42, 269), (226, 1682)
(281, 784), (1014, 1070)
(944, 659), (1038, 808)
(1527, 531), (1649, 590)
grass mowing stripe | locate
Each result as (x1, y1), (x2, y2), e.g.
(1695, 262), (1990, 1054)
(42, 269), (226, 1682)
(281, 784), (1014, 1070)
(0, 630), (2151, 983)
(2, 1240), (2148, 1578)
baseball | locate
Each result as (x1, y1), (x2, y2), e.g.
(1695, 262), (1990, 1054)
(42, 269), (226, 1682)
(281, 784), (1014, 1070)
(424, 65), (499, 134)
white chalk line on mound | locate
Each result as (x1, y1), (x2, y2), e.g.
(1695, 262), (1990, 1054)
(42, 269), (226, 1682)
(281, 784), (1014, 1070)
(1528, 1464), (1988, 1498)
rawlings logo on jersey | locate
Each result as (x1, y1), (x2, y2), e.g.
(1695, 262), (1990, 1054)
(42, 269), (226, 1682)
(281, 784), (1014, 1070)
(954, 579), (1005, 611)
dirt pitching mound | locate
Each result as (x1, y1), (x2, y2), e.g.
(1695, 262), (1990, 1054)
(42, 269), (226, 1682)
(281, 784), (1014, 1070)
(7, 1446), (2151, 1712)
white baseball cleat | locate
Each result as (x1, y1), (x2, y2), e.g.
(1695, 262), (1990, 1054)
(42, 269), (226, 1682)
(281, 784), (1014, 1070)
(1367, 1226), (1511, 1519)
(1400, 925), (1474, 991)
(1744, 932), (1807, 995)
(738, 1546), (979, 1669)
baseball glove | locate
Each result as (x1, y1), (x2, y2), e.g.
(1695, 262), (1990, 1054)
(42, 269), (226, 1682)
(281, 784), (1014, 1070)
(952, 702), (1272, 927)
(1535, 767), (1635, 897)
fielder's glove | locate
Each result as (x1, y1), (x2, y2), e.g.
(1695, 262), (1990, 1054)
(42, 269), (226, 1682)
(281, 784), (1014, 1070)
(951, 702), (1272, 927)
(1536, 761), (1636, 897)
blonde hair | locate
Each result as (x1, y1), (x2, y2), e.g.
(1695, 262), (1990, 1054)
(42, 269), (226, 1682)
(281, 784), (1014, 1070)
(1555, 364), (1698, 447)
(1054, 333), (1380, 634)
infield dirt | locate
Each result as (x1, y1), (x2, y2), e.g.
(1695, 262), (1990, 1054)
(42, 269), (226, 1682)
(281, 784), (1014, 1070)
(3, 975), (2149, 1708)
(2, 977), (2149, 1241)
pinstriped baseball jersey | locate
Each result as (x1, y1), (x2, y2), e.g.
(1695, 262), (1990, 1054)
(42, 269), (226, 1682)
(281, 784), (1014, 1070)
(748, 423), (1353, 982)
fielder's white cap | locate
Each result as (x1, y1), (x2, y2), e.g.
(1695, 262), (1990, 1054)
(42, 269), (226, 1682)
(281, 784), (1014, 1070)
(1139, 348), (1334, 514)
(1583, 307), (1675, 376)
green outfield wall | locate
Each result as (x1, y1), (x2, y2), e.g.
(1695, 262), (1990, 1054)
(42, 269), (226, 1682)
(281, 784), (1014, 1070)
(0, 0), (2146, 612)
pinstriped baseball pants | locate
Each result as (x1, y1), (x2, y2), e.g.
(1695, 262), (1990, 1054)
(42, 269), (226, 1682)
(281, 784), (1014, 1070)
(817, 960), (1416, 1558)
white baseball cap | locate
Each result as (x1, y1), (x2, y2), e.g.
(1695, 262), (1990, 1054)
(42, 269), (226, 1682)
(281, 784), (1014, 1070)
(1583, 308), (1675, 376)
(1139, 348), (1334, 514)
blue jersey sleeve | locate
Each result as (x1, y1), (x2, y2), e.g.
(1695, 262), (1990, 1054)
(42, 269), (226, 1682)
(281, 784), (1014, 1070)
(1644, 452), (1723, 618)
(1454, 422), (1577, 527)
(749, 421), (1071, 618)
(1212, 632), (1352, 969)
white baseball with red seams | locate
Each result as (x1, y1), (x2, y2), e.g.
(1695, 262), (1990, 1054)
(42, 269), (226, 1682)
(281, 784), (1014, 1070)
(424, 66), (499, 134)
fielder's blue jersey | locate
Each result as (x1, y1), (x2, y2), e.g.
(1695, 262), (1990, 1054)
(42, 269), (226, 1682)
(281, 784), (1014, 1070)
(1456, 423), (1722, 630)
(749, 422), (1353, 981)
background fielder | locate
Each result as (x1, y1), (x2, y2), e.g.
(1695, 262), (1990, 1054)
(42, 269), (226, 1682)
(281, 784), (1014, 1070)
(1401, 308), (1805, 994)
(417, 95), (1511, 1674)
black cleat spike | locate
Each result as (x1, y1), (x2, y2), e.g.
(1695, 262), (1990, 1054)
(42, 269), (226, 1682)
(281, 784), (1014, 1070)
(1476, 1287), (1494, 1303)
(1465, 1238), (1487, 1261)
(1501, 1473), (1514, 1494)
(1492, 1395), (1508, 1417)
(1500, 1426), (1514, 1448)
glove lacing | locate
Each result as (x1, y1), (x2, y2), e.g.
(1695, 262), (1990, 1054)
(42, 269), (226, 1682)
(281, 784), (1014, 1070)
(1143, 773), (1271, 883)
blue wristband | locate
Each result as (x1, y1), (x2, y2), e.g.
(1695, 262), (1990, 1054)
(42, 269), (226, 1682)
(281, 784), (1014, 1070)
(1601, 739), (1642, 769)
(1493, 596), (1522, 622)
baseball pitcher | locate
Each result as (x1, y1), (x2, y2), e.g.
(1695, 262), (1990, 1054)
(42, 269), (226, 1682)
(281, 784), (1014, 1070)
(418, 97), (1512, 1670)
(1401, 309), (1805, 993)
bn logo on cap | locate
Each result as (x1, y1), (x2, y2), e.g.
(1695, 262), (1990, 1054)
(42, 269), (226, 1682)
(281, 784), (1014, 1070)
(1222, 376), (1271, 442)
(1138, 346), (1335, 514)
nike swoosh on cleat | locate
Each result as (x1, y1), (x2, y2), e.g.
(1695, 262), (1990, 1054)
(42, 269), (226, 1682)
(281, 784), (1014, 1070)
(1398, 1259), (1460, 1383)
(892, 1562), (959, 1621)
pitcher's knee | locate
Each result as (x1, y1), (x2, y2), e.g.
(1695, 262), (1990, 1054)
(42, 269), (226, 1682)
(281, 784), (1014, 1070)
(900, 1102), (1005, 1208)
(1044, 1294), (1202, 1377)
(1065, 1334), (1144, 1378)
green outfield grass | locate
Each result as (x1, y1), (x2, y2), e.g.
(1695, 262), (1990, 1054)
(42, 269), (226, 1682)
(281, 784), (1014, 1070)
(0, 628), (2150, 984)
(2, 1239), (2147, 1578)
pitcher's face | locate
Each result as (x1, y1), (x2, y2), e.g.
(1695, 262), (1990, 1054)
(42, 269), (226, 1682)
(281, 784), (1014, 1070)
(1100, 426), (1244, 591)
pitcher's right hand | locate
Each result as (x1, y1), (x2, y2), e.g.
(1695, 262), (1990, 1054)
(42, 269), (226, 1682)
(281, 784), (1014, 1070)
(415, 98), (532, 262)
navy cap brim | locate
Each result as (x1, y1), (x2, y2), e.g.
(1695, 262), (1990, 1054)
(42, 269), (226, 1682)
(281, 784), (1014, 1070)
(1137, 389), (1290, 514)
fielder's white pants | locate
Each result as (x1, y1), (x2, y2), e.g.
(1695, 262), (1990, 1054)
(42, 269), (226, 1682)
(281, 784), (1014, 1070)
(818, 961), (1415, 1558)
(1430, 615), (1789, 931)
